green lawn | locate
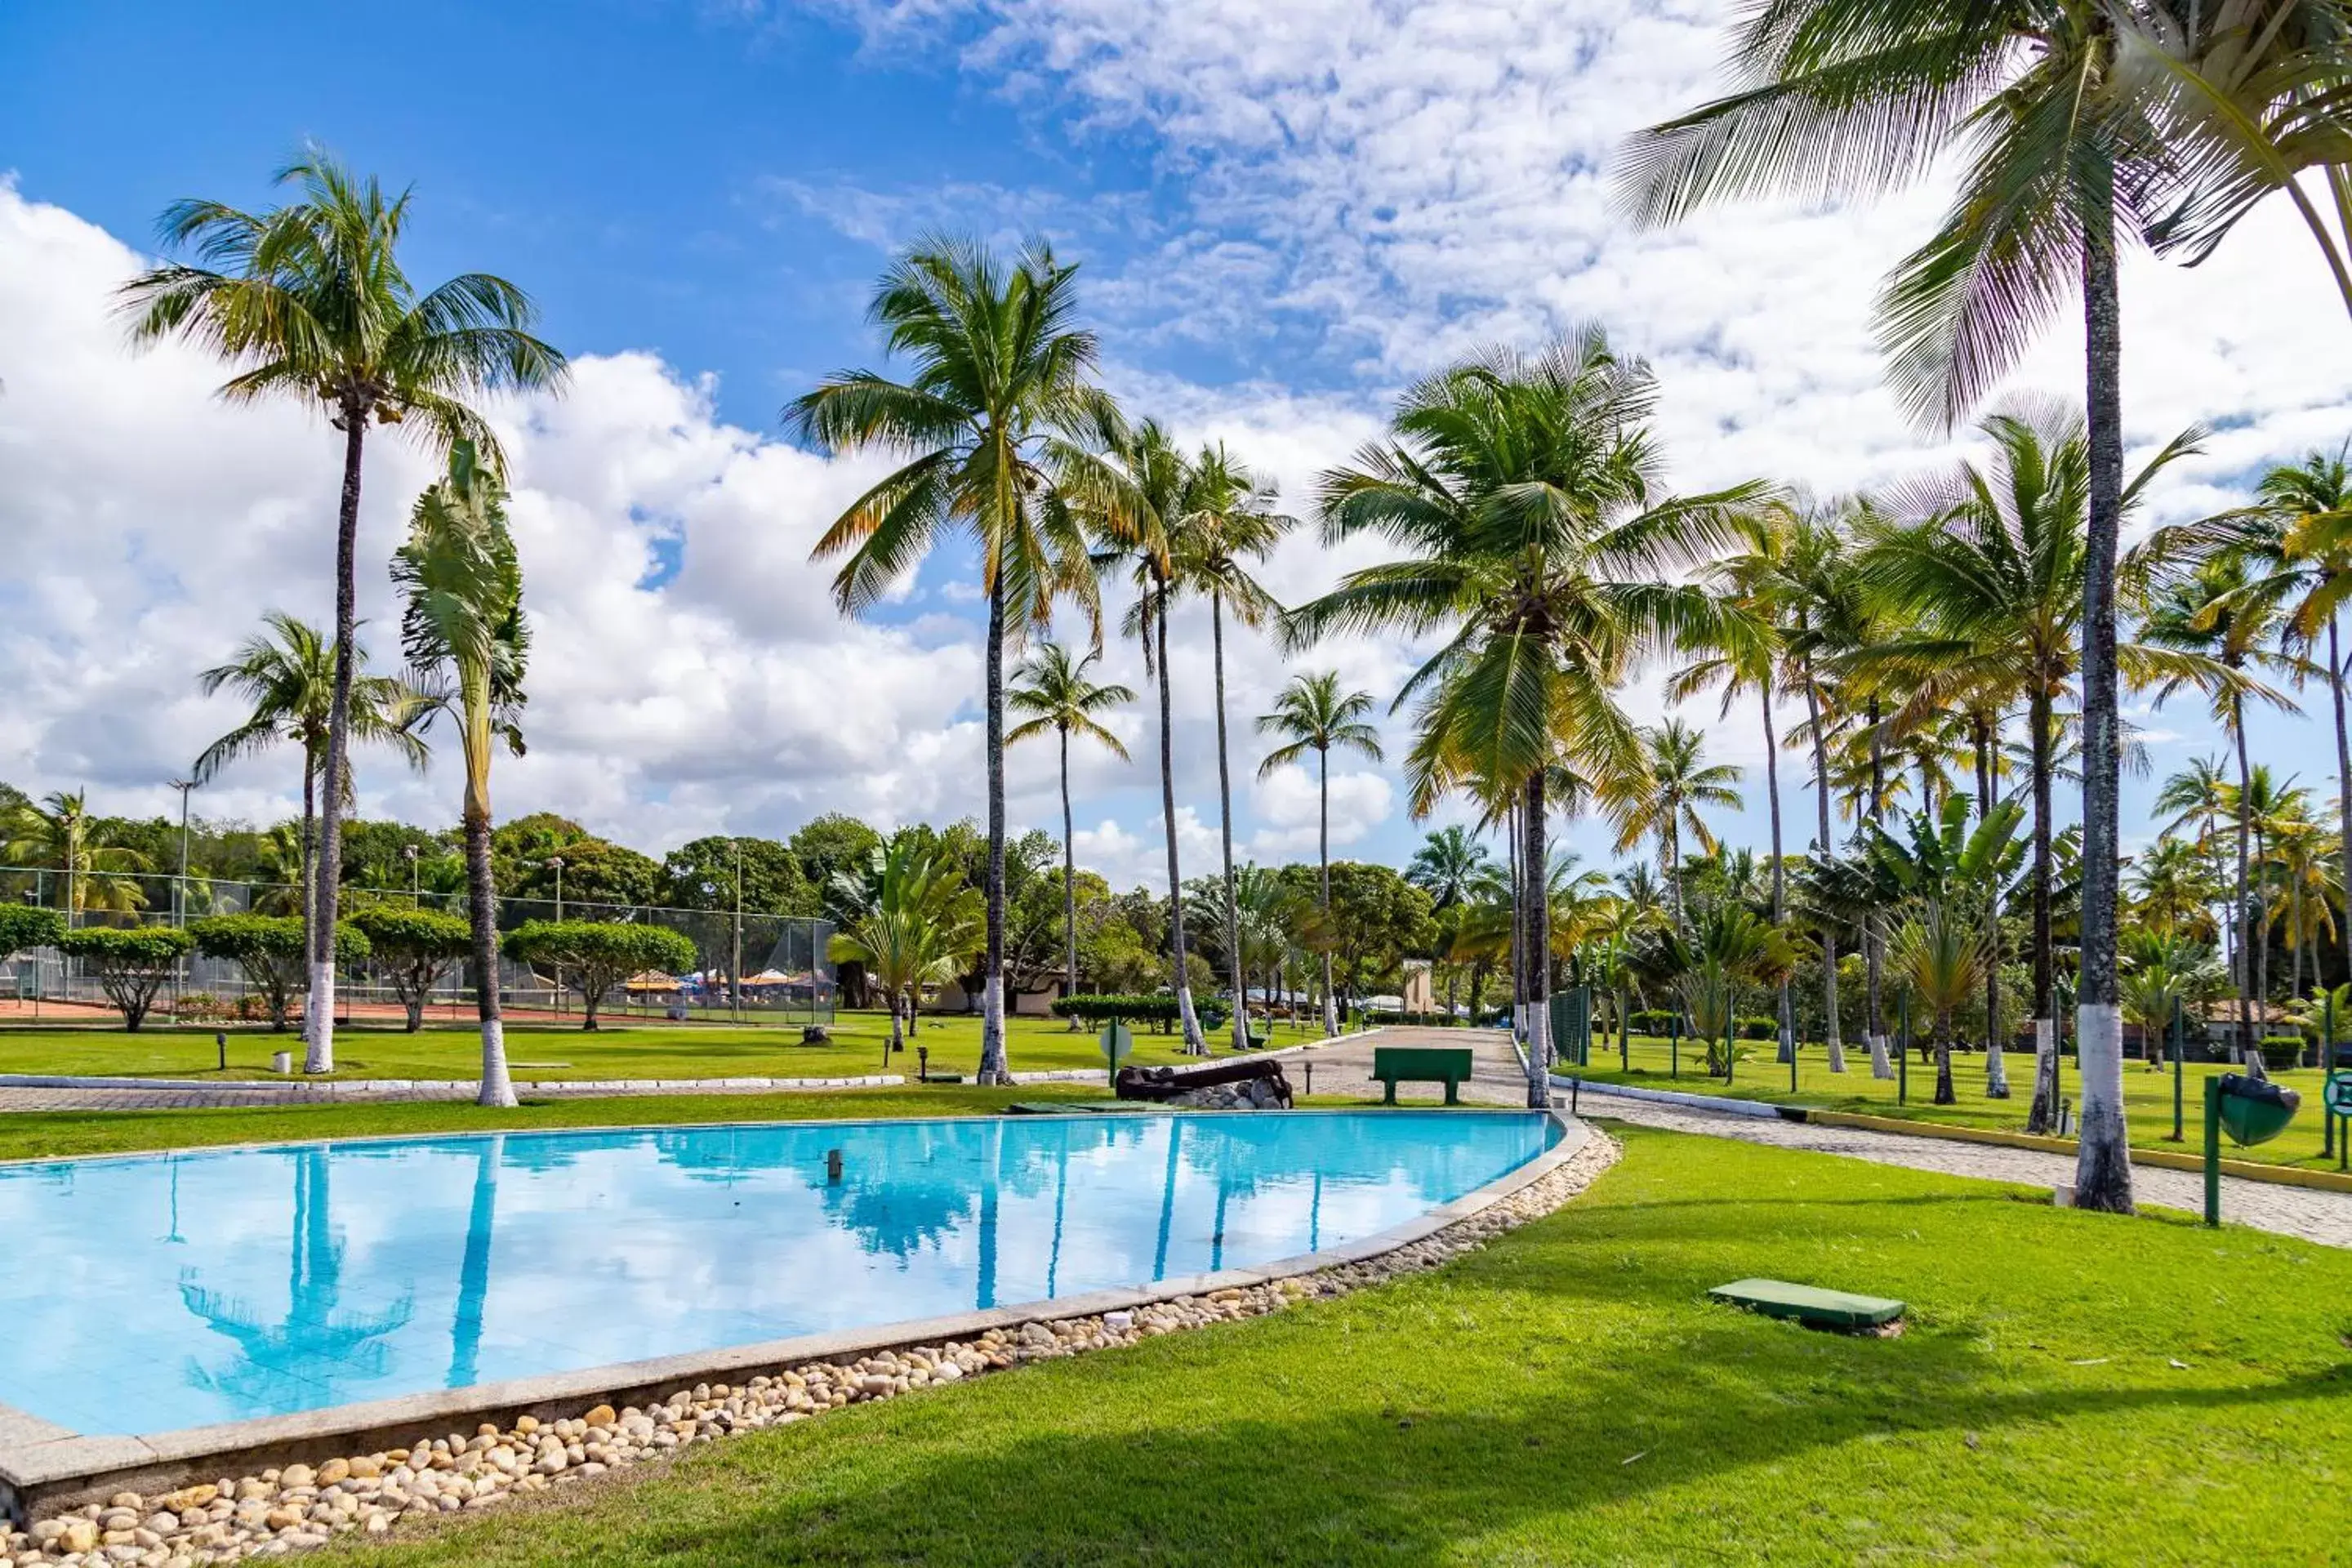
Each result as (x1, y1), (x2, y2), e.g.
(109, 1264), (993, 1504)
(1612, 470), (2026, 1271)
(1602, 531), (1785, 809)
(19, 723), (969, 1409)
(1566, 1031), (2348, 1172)
(320, 1124), (2350, 1566)
(0, 1012), (1328, 1085)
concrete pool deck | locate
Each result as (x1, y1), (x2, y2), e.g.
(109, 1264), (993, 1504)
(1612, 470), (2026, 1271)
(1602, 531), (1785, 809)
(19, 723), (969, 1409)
(0, 1104), (1585, 1521)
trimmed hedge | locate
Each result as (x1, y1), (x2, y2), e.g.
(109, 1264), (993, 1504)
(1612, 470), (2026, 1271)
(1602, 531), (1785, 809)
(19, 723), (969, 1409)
(0, 905), (65, 960)
(189, 915), (370, 1032)
(505, 920), (697, 1030)
(348, 906), (474, 1031)
(1052, 992), (1232, 1033)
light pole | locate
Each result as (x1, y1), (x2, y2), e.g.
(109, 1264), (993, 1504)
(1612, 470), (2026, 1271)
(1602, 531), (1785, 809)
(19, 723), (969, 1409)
(545, 856), (566, 1015)
(167, 779), (197, 928)
(731, 839), (744, 1026)
(403, 844), (421, 906)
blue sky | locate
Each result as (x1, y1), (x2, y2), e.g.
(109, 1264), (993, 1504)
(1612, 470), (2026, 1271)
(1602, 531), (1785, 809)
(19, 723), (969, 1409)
(3, 0), (2349, 891)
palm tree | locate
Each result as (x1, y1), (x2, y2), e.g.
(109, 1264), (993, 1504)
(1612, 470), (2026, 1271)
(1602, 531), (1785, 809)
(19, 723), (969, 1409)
(393, 441), (530, 1107)
(1257, 671), (1384, 1036)
(1601, 719), (1744, 926)
(2154, 755), (2239, 964)
(1082, 421), (1211, 1051)
(2127, 836), (2220, 941)
(1, 791), (149, 924)
(790, 236), (1111, 1085)
(193, 612), (429, 954)
(1864, 403), (2207, 1128)
(1621, 0), (2198, 1209)
(2266, 809), (2339, 1002)
(1007, 642), (1133, 1031)
(1290, 332), (1763, 1105)
(1172, 443), (1293, 1050)
(2138, 553), (2301, 1061)
(122, 149), (567, 1074)
(1406, 826), (1494, 911)
(828, 837), (985, 1063)
(1891, 904), (1989, 1106)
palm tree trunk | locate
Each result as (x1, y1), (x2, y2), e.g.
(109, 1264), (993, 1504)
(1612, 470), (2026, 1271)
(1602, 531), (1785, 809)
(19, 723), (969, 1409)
(1210, 595), (1248, 1051)
(2255, 820), (2274, 1058)
(303, 409), (367, 1076)
(1059, 727), (1080, 1031)
(2074, 167), (2134, 1214)
(299, 760), (317, 960)
(2232, 694), (2254, 1065)
(1154, 591), (1205, 1052)
(1762, 680), (1796, 1068)
(1972, 716), (2010, 1098)
(1865, 702), (1892, 1078)
(1802, 665), (1844, 1071)
(978, 573), (1013, 1084)
(1320, 744), (1338, 1037)
(1934, 1016), (1955, 1106)
(2027, 693), (2059, 1127)
(2333, 613), (2352, 995)
(465, 803), (514, 1108)
(1523, 771), (1552, 1108)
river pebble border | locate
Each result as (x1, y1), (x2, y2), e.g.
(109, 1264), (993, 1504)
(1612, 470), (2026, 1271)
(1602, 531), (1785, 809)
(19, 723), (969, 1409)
(1, 1128), (1615, 1566)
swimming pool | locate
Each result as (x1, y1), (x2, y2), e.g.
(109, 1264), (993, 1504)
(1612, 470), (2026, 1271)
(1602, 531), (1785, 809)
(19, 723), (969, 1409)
(0, 1111), (1557, 1437)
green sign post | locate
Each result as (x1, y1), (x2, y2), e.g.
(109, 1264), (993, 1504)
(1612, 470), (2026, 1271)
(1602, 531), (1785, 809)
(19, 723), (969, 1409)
(2169, 996), (2186, 1142)
(1897, 992), (1910, 1107)
(2325, 1070), (2352, 1173)
(1099, 1019), (1134, 1087)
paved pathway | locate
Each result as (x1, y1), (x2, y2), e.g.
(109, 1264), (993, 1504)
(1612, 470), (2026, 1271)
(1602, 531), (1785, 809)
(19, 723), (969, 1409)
(1570, 1085), (2352, 1250)
(1290, 1026), (1541, 1107)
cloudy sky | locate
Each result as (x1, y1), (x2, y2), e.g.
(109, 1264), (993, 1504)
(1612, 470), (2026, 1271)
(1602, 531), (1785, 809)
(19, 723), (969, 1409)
(2, 0), (2347, 892)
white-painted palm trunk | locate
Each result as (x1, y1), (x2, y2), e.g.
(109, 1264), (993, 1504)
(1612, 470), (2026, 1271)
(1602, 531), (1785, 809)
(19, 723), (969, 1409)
(304, 962), (336, 1073)
(982, 973), (1009, 1079)
(2029, 1018), (2057, 1122)
(1984, 1038), (2010, 1098)
(2072, 1003), (2131, 1205)
(1867, 1032), (1893, 1080)
(477, 1017), (516, 1108)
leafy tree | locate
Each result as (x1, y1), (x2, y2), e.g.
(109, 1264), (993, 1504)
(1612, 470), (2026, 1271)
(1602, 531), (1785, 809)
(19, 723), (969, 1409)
(791, 236), (1111, 1087)
(193, 613), (429, 946)
(1320, 862), (1438, 1015)
(0, 906), (65, 963)
(1008, 642), (1133, 1029)
(347, 906), (473, 1031)
(125, 149), (567, 1075)
(340, 820), (461, 895)
(2, 791), (150, 920)
(189, 914), (370, 1032)
(504, 920), (697, 1031)
(397, 439), (531, 1103)
(1258, 670), (1385, 1036)
(660, 837), (814, 917)
(791, 814), (884, 914)
(56, 925), (194, 1031)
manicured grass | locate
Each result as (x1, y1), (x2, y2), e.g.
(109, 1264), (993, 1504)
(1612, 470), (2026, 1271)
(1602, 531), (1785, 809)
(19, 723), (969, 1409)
(1568, 1031), (2347, 1171)
(0, 1084), (1130, 1164)
(0, 1012), (1327, 1085)
(336, 1125), (2351, 1566)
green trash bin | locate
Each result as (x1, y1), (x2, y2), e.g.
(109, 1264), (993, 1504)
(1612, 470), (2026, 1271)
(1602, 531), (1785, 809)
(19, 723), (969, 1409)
(2215, 1072), (2299, 1148)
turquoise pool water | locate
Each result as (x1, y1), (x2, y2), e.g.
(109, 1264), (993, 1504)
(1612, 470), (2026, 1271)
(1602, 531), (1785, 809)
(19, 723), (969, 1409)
(0, 1110), (1555, 1436)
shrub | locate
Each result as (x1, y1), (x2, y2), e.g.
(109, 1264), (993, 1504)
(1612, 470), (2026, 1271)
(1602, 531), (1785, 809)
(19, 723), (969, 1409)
(56, 925), (193, 1031)
(0, 905), (65, 962)
(505, 920), (697, 1031)
(1052, 991), (1232, 1035)
(1738, 1016), (1779, 1041)
(1628, 1009), (1684, 1035)
(349, 906), (473, 1031)
(189, 915), (370, 1032)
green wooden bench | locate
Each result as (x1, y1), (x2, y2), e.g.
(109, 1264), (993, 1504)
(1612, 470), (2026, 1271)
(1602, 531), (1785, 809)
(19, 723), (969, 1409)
(1371, 1045), (1474, 1105)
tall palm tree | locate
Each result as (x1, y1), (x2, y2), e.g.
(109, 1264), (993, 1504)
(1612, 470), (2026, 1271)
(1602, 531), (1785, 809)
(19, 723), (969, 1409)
(1258, 671), (1384, 1036)
(1864, 403), (2208, 1127)
(2138, 553), (2301, 1062)
(1406, 826), (1494, 912)
(393, 441), (529, 1108)
(1172, 444), (1293, 1050)
(0, 791), (148, 924)
(2154, 755), (2239, 967)
(1007, 642), (1133, 1030)
(2127, 835), (2220, 941)
(1291, 332), (1763, 1102)
(790, 236), (1111, 1085)
(1892, 903), (1990, 1106)
(1621, 0), (2199, 1209)
(123, 149), (567, 1074)
(1081, 421), (1211, 1050)
(1601, 719), (1744, 926)
(194, 612), (429, 953)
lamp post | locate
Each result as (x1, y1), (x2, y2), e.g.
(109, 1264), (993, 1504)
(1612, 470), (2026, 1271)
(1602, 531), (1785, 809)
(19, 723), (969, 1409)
(167, 779), (197, 928)
(545, 856), (565, 1015)
(702, 880), (721, 1021)
(731, 838), (744, 1027)
(403, 844), (421, 906)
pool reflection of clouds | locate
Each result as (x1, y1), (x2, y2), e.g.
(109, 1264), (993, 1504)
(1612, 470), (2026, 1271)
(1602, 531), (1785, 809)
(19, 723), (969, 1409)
(0, 1112), (1553, 1435)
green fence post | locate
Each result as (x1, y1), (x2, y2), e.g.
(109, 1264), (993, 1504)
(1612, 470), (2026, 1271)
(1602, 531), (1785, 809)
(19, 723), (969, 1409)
(1669, 1013), (1679, 1079)
(2203, 1075), (2223, 1228)
(2324, 990), (2338, 1161)
(1724, 1015), (1736, 1086)
(2171, 996), (2185, 1143)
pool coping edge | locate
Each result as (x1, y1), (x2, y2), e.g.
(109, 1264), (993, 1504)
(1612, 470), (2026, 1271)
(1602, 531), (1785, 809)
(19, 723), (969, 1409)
(0, 1103), (1579, 1521)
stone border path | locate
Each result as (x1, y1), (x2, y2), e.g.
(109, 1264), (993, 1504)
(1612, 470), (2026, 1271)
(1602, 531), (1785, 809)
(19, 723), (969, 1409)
(1575, 1089), (2352, 1250)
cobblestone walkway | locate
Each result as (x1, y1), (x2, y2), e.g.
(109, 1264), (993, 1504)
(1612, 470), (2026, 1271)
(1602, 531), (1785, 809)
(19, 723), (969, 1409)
(1573, 1088), (2352, 1250)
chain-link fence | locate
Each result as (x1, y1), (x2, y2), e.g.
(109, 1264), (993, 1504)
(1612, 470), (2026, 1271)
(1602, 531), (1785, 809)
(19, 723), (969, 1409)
(0, 871), (835, 1028)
